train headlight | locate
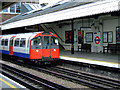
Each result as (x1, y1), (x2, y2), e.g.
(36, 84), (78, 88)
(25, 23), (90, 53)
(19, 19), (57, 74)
(36, 50), (39, 52)
(54, 49), (56, 51)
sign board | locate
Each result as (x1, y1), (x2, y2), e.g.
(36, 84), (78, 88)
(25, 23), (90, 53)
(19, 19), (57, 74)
(94, 32), (101, 46)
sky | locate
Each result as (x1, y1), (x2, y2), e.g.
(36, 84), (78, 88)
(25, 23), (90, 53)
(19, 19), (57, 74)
(39, 0), (62, 4)
(39, 0), (69, 4)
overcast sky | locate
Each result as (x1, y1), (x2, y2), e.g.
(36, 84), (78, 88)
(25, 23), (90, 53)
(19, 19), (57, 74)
(39, 0), (62, 4)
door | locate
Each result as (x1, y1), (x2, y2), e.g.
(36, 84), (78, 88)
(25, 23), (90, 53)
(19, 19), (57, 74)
(42, 36), (50, 59)
(50, 36), (59, 58)
(9, 36), (15, 55)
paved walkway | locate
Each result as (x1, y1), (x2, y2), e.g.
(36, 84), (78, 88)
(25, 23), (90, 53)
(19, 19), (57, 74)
(60, 50), (120, 68)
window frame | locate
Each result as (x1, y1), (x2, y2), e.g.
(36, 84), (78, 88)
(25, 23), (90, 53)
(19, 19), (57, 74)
(1, 39), (5, 46)
(20, 38), (26, 47)
(31, 36), (42, 49)
(51, 36), (58, 46)
(5, 39), (8, 46)
(14, 38), (20, 47)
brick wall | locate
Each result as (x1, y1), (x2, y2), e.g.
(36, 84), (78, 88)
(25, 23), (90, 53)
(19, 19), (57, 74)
(0, 13), (18, 22)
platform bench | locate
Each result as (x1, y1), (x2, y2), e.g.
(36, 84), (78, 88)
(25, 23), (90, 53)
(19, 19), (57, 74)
(78, 44), (91, 52)
(103, 44), (120, 54)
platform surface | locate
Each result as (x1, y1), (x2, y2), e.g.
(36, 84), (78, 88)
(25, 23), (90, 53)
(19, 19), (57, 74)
(60, 50), (120, 68)
(0, 73), (26, 89)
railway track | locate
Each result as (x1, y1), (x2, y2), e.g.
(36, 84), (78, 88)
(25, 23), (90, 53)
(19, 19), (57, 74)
(1, 63), (70, 90)
(48, 66), (120, 89)
(1, 59), (120, 89)
(33, 66), (120, 90)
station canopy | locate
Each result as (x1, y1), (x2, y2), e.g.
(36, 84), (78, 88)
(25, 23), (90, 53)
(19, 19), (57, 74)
(1, 0), (120, 30)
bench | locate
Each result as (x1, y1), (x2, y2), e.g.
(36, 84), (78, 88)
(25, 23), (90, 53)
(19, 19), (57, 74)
(78, 44), (91, 52)
(103, 44), (120, 54)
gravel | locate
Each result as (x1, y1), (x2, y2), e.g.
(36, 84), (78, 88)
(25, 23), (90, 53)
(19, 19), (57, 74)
(0, 59), (90, 89)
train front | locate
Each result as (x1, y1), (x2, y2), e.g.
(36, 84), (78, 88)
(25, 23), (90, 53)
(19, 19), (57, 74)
(30, 32), (59, 64)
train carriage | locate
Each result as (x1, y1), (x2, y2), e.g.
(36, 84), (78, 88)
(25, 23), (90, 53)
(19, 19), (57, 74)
(0, 31), (59, 64)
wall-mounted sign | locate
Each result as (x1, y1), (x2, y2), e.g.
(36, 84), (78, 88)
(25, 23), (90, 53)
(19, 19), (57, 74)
(103, 32), (108, 43)
(108, 32), (113, 43)
(103, 32), (113, 43)
(81, 27), (91, 31)
(78, 30), (84, 44)
(116, 27), (120, 44)
(86, 32), (93, 42)
(94, 32), (101, 46)
(65, 31), (72, 44)
(95, 36), (101, 44)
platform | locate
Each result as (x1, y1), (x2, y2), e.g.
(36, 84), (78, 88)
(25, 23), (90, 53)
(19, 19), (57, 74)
(0, 73), (26, 89)
(60, 50), (120, 68)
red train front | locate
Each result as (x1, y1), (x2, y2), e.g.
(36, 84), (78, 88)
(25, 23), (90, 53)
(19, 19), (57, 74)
(29, 32), (59, 64)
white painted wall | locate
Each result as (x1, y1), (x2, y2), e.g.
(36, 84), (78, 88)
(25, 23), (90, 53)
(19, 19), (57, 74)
(45, 15), (118, 52)
(103, 18), (118, 45)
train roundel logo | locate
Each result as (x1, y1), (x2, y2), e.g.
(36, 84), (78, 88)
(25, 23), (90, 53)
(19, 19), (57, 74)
(95, 36), (101, 44)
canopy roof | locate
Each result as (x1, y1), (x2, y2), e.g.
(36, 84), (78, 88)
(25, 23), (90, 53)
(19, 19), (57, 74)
(2, 0), (120, 30)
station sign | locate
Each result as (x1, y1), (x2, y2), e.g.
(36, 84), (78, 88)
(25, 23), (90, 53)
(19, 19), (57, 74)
(94, 32), (101, 46)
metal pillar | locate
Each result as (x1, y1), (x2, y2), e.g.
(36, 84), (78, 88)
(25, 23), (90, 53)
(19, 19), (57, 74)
(71, 19), (74, 54)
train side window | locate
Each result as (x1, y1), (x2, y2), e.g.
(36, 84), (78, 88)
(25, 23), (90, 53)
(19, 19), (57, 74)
(5, 39), (8, 46)
(51, 37), (58, 45)
(14, 38), (20, 47)
(1, 39), (4, 46)
(20, 38), (26, 47)
(31, 36), (42, 49)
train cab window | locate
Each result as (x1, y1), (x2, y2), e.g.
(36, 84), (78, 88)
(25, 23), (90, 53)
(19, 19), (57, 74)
(31, 37), (42, 49)
(51, 37), (58, 46)
(14, 38), (20, 47)
(1, 39), (4, 46)
(5, 39), (8, 46)
(44, 36), (49, 46)
(20, 38), (26, 47)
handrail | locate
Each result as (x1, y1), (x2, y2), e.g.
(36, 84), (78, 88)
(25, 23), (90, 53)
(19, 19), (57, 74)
(42, 24), (64, 43)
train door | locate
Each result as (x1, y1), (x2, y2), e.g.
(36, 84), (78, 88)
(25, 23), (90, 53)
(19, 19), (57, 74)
(9, 36), (15, 55)
(42, 36), (51, 59)
(50, 36), (59, 58)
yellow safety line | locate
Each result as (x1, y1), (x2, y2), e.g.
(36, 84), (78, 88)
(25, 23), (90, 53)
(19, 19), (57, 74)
(60, 55), (120, 64)
(0, 78), (19, 90)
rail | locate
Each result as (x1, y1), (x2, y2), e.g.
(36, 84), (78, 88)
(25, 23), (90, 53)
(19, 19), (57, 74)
(32, 66), (115, 89)
(1, 71), (38, 89)
(52, 66), (120, 88)
(1, 63), (70, 90)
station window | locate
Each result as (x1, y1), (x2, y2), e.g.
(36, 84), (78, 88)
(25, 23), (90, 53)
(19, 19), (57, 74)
(14, 38), (20, 47)
(5, 39), (8, 46)
(10, 4), (15, 13)
(31, 37), (42, 49)
(20, 38), (26, 47)
(1, 39), (4, 46)
(51, 37), (58, 45)
(16, 3), (21, 13)
(3, 8), (8, 12)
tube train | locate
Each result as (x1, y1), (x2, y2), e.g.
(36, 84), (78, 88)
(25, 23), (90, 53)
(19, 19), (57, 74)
(0, 31), (59, 64)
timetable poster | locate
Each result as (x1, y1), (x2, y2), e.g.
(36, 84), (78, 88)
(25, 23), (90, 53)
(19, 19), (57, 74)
(65, 31), (72, 43)
(116, 27), (120, 44)
(78, 30), (84, 44)
(86, 32), (93, 42)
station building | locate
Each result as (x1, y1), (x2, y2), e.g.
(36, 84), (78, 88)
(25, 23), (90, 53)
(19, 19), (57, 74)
(1, 0), (120, 53)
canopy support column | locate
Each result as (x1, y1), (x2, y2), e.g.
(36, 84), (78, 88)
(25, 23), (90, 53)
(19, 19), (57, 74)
(71, 19), (74, 54)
